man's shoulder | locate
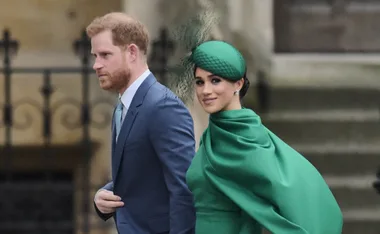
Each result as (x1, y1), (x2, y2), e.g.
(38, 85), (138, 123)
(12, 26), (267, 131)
(146, 81), (185, 107)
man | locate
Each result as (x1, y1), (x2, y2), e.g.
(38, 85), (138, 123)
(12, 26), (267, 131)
(87, 12), (196, 234)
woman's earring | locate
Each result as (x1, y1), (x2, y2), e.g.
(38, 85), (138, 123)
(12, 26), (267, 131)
(234, 90), (240, 96)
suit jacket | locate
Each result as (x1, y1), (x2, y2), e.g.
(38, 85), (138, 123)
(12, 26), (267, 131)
(95, 74), (196, 234)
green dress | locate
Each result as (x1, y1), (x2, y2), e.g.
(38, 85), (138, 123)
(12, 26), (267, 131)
(186, 108), (343, 234)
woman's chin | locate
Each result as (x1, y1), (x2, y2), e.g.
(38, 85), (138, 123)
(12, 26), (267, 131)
(202, 105), (221, 114)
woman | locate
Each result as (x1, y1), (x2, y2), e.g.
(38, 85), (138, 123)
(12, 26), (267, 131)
(185, 40), (343, 234)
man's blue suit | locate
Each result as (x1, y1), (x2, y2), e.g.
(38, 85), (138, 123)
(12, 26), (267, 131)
(95, 73), (196, 233)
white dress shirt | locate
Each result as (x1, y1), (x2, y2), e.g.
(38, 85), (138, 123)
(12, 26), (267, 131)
(119, 69), (151, 121)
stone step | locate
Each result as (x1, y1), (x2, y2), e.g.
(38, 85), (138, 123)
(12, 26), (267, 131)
(268, 55), (380, 233)
(342, 208), (380, 234)
(343, 220), (380, 234)
(332, 187), (378, 210)
(325, 175), (378, 210)
(271, 54), (380, 90)
(262, 208), (380, 234)
(262, 110), (380, 145)
(267, 87), (380, 111)
(262, 109), (380, 122)
(292, 145), (380, 176)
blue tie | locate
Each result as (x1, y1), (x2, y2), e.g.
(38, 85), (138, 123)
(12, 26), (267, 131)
(114, 99), (123, 140)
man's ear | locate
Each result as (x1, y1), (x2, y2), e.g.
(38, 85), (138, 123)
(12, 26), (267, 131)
(126, 43), (139, 61)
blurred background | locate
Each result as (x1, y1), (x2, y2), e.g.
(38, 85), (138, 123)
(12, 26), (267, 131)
(0, 0), (379, 233)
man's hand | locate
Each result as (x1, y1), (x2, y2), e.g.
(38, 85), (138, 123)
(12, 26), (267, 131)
(94, 189), (124, 214)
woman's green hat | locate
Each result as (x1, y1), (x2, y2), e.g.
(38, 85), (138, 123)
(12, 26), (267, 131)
(190, 40), (246, 81)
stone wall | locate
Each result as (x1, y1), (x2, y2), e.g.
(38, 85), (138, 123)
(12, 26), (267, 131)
(0, 0), (121, 53)
(275, 2), (380, 52)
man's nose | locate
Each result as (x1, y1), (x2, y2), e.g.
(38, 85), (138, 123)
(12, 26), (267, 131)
(93, 61), (103, 70)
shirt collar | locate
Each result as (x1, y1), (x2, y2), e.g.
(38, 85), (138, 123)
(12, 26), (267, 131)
(119, 69), (151, 110)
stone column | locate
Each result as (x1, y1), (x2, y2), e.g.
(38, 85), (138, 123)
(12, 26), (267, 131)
(224, 0), (273, 111)
(227, 0), (274, 79)
(250, 0), (274, 75)
(123, 0), (163, 49)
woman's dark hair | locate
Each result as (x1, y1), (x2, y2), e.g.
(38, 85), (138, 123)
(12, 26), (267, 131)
(239, 72), (250, 99)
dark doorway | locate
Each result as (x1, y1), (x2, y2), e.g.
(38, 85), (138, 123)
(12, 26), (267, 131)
(0, 171), (74, 234)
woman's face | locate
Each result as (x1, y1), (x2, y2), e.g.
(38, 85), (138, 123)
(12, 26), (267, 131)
(194, 67), (243, 114)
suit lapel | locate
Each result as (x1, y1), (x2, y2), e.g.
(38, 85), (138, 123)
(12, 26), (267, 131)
(112, 74), (157, 182)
